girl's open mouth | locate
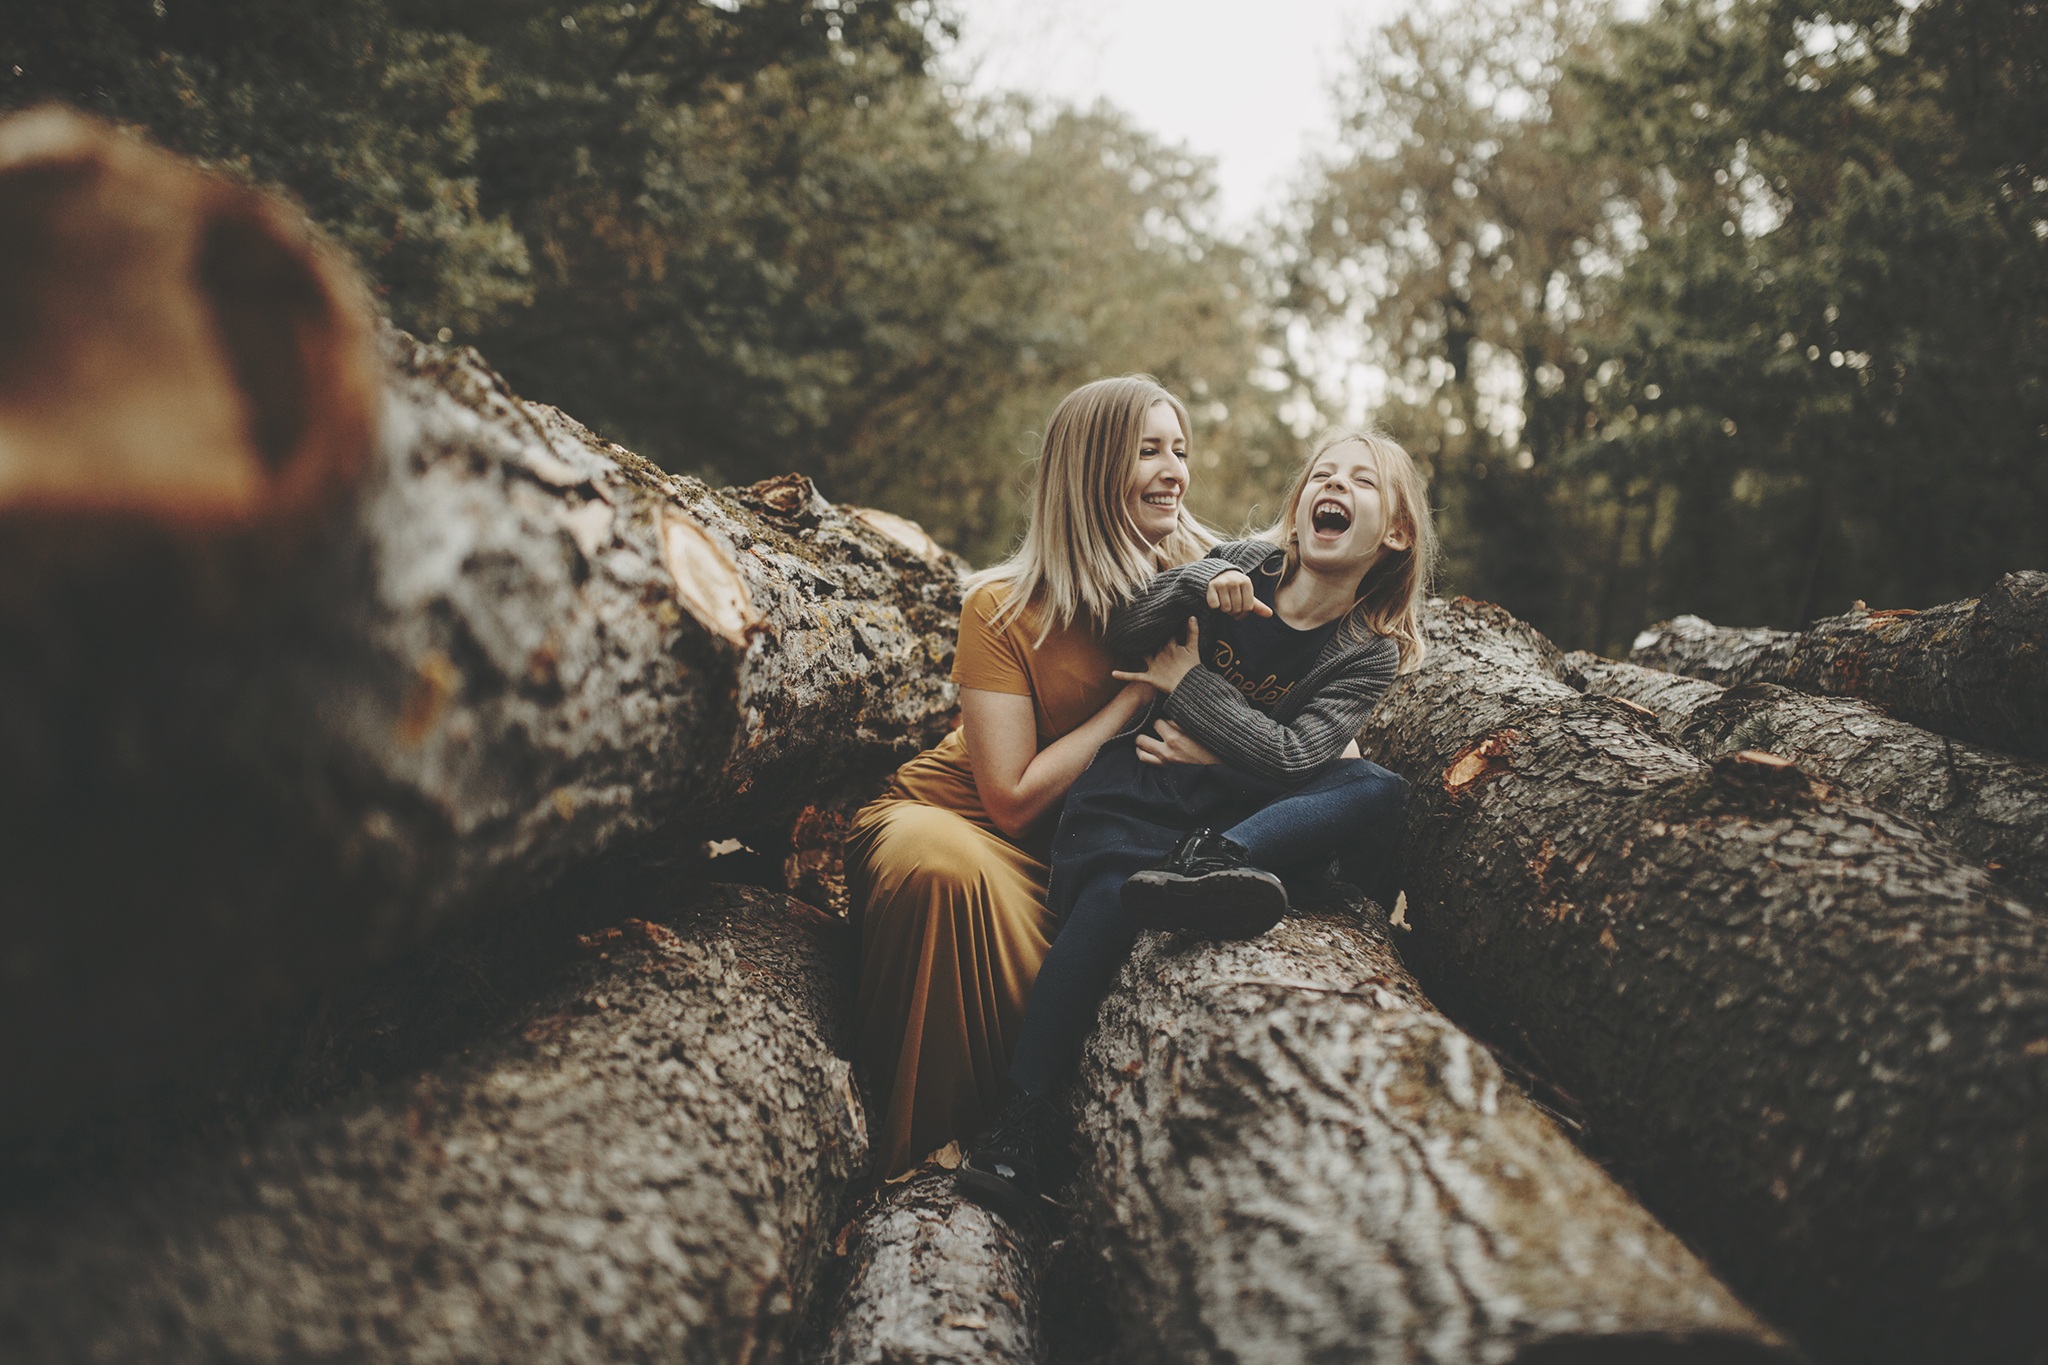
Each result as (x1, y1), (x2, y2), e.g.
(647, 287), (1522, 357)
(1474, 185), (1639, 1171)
(1311, 500), (1351, 534)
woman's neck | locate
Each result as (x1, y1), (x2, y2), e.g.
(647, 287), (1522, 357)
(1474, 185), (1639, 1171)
(1274, 555), (1373, 630)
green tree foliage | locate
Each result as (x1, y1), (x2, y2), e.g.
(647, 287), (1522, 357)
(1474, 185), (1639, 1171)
(1285, 0), (1656, 644)
(1293, 0), (2045, 648)
(3, 0), (1286, 562)
(1576, 0), (2047, 629)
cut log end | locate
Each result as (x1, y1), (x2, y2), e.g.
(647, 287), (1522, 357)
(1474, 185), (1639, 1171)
(847, 506), (949, 565)
(1446, 728), (1520, 793)
(0, 106), (376, 531)
(740, 471), (832, 527)
(662, 506), (765, 646)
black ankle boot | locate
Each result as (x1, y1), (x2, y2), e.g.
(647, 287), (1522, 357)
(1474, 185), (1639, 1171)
(1121, 828), (1288, 938)
(957, 1093), (1063, 1224)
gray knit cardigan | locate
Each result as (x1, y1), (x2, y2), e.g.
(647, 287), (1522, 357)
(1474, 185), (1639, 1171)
(1104, 540), (1400, 785)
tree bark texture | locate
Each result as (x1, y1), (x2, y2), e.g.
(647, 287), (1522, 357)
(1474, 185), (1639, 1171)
(0, 884), (868, 1364)
(1360, 598), (2048, 1364)
(1626, 571), (2048, 761)
(0, 112), (963, 1144)
(1069, 897), (1794, 1365)
(1568, 652), (2048, 905)
(809, 1169), (1042, 1365)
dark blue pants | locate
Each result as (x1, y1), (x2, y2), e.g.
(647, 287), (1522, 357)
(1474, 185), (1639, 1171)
(1007, 740), (1407, 1097)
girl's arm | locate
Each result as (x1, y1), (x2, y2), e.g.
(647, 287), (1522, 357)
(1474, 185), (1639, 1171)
(960, 681), (1156, 839)
(1138, 719), (1363, 765)
(1105, 542), (1270, 660)
(1117, 627), (1399, 783)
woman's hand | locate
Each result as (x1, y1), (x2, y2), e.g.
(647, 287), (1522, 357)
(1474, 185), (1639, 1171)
(1112, 616), (1202, 695)
(1135, 717), (1223, 766)
(1205, 569), (1273, 620)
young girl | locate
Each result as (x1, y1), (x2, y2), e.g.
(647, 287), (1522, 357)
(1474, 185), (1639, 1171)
(958, 429), (1435, 1219)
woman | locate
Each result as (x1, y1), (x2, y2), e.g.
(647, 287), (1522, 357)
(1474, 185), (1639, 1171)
(846, 376), (1214, 1177)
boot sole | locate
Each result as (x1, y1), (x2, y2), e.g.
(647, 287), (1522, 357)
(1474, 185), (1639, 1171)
(956, 1162), (1041, 1227)
(1122, 867), (1288, 938)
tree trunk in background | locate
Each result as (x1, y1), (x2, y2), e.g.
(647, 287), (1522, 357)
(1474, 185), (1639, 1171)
(810, 1169), (1043, 1365)
(0, 115), (963, 1148)
(0, 885), (866, 1363)
(1568, 652), (2048, 905)
(1360, 598), (2048, 1364)
(1069, 898), (1794, 1365)
(1626, 571), (2048, 761)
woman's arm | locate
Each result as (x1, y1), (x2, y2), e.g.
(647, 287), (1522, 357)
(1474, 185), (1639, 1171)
(960, 681), (1156, 839)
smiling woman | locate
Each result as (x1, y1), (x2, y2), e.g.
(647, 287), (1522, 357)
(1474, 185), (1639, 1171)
(844, 376), (1215, 1177)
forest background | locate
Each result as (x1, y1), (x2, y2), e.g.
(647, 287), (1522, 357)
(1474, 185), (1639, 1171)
(5, 0), (2041, 654)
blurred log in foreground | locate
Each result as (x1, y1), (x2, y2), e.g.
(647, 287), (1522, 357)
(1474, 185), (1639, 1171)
(0, 885), (865, 1363)
(1627, 572), (2048, 761)
(1568, 652), (2048, 905)
(0, 110), (962, 1150)
(811, 1167), (1042, 1365)
(1070, 897), (1793, 1365)
(1362, 599), (2048, 1364)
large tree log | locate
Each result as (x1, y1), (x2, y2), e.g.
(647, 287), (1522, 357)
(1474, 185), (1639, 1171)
(810, 1168), (1042, 1365)
(0, 884), (868, 1362)
(1626, 571), (2048, 761)
(1069, 896), (1795, 1364)
(0, 111), (961, 1146)
(1361, 599), (2048, 1363)
(1568, 652), (2048, 905)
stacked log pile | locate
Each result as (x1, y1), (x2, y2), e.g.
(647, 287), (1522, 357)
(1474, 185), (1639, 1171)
(1627, 575), (2048, 761)
(1069, 895), (1793, 1364)
(1565, 653), (2048, 903)
(812, 1168), (1043, 1365)
(1360, 598), (2048, 1363)
(0, 886), (868, 1361)
(6, 109), (2045, 1365)
(0, 109), (961, 1149)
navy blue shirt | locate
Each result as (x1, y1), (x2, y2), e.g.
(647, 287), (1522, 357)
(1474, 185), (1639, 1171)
(1206, 567), (1342, 716)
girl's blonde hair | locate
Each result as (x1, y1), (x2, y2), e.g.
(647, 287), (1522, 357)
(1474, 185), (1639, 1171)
(1261, 428), (1437, 671)
(971, 376), (1217, 639)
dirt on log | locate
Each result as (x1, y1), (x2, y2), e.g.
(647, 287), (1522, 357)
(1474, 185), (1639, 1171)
(1568, 652), (2048, 905)
(0, 884), (868, 1363)
(1360, 598), (2048, 1364)
(0, 112), (962, 1149)
(1626, 571), (2048, 761)
(1068, 895), (1794, 1365)
(809, 1167), (1042, 1365)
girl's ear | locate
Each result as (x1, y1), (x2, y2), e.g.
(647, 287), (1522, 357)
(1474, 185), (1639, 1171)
(1383, 521), (1414, 552)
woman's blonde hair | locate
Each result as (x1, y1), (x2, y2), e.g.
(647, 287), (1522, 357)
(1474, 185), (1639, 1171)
(971, 376), (1216, 639)
(1261, 428), (1437, 671)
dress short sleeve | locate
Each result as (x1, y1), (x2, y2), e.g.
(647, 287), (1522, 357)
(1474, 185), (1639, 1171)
(952, 583), (1033, 695)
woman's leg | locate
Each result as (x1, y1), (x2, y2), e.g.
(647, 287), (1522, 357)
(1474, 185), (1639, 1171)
(845, 797), (1055, 1178)
(1222, 759), (1409, 908)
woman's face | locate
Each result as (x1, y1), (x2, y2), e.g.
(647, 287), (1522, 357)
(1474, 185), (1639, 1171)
(1124, 401), (1190, 546)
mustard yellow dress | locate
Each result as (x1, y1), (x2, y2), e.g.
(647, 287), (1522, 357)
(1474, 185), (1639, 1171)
(845, 583), (1118, 1177)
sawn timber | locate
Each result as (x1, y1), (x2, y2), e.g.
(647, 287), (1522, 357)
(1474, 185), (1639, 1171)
(1360, 598), (2048, 1364)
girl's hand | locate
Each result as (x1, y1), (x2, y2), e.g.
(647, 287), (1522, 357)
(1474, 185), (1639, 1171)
(1135, 717), (1223, 766)
(1111, 616), (1202, 695)
(1205, 569), (1273, 620)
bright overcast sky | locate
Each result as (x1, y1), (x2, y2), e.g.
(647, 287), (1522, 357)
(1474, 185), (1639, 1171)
(940, 0), (1413, 231)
